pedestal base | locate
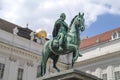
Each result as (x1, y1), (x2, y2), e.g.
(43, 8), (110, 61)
(39, 69), (102, 80)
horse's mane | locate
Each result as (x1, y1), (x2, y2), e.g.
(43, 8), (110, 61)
(69, 15), (78, 27)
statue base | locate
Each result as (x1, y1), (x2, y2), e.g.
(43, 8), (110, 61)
(39, 69), (102, 80)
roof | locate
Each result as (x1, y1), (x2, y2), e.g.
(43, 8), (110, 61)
(80, 27), (120, 50)
(0, 18), (49, 40)
(0, 18), (17, 33)
(17, 27), (32, 39)
(0, 18), (33, 39)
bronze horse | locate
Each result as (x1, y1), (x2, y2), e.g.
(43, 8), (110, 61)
(40, 13), (85, 76)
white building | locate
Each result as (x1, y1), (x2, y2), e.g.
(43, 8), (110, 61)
(1, 18), (120, 80)
(75, 27), (120, 80)
(0, 18), (71, 80)
(0, 18), (44, 80)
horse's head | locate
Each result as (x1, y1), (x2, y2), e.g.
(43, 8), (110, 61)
(78, 13), (85, 32)
(72, 12), (85, 32)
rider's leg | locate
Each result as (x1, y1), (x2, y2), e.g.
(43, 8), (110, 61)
(58, 33), (64, 51)
(59, 33), (64, 45)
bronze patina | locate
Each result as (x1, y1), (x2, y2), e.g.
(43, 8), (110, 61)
(40, 13), (85, 76)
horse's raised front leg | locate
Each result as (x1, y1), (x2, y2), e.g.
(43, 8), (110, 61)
(66, 44), (79, 67)
(72, 49), (79, 62)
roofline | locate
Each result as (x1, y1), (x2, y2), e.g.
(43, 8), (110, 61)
(80, 26), (120, 49)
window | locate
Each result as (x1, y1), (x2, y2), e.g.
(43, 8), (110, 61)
(114, 71), (120, 80)
(111, 32), (119, 40)
(113, 32), (117, 39)
(37, 65), (41, 78)
(0, 63), (5, 79)
(119, 33), (120, 37)
(102, 73), (107, 80)
(17, 68), (24, 80)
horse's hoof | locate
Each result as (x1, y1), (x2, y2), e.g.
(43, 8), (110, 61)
(57, 68), (60, 72)
(57, 69), (60, 72)
(79, 54), (82, 57)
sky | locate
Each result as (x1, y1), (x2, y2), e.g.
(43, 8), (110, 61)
(0, 0), (120, 39)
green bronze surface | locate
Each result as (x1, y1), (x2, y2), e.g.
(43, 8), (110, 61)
(40, 13), (85, 76)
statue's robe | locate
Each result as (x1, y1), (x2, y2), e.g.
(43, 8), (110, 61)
(52, 19), (68, 38)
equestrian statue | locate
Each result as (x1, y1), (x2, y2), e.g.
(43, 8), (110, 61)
(40, 12), (85, 76)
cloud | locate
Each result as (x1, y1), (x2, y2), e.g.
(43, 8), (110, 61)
(0, 0), (120, 37)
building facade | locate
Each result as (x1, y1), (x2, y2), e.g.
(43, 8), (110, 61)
(0, 18), (120, 80)
(75, 27), (120, 80)
(0, 18), (70, 80)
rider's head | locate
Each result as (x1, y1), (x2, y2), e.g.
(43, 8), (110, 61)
(60, 13), (66, 21)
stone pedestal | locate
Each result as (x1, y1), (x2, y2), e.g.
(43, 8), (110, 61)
(39, 69), (102, 80)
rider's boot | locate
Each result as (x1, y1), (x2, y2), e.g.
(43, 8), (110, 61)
(79, 52), (82, 57)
